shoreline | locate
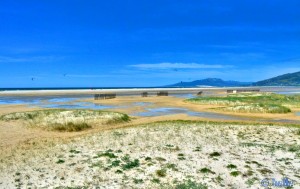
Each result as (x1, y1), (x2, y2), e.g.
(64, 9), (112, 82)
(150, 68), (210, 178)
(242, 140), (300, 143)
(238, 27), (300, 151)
(1, 86), (300, 96)
(0, 87), (234, 96)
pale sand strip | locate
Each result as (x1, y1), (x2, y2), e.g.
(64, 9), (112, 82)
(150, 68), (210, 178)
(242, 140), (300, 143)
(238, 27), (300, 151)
(0, 86), (286, 96)
(0, 88), (221, 96)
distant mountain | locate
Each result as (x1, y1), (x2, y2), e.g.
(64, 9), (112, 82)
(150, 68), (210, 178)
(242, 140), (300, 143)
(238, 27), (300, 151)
(253, 71), (300, 86)
(166, 78), (252, 87)
(165, 71), (300, 87)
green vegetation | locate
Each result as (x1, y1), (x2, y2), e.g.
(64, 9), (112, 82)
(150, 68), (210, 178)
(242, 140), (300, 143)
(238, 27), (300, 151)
(186, 93), (300, 113)
(0, 109), (130, 132)
(151, 178), (160, 184)
(52, 122), (91, 132)
(241, 142), (300, 154)
(199, 168), (215, 174)
(288, 145), (300, 152)
(177, 153), (185, 160)
(156, 157), (167, 162)
(165, 144), (181, 152)
(122, 159), (140, 170)
(250, 161), (263, 167)
(133, 178), (143, 184)
(259, 168), (273, 175)
(243, 169), (254, 177)
(69, 149), (81, 154)
(225, 103), (291, 113)
(230, 171), (241, 177)
(135, 120), (300, 130)
(56, 159), (65, 164)
(245, 178), (258, 187)
(215, 175), (223, 183)
(98, 151), (118, 158)
(209, 152), (221, 157)
(165, 163), (178, 171)
(91, 161), (103, 168)
(93, 152), (141, 171)
(253, 71), (300, 86)
(111, 160), (121, 167)
(156, 169), (167, 177)
(226, 164), (237, 169)
(173, 179), (208, 189)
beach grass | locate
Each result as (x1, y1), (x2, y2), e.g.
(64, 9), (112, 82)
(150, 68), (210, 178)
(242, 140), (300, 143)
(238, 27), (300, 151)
(0, 109), (130, 132)
(221, 103), (291, 113)
(186, 93), (299, 113)
(51, 122), (92, 132)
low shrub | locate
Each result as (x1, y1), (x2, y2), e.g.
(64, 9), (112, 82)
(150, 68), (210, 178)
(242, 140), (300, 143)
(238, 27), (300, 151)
(156, 169), (167, 177)
(52, 122), (91, 132)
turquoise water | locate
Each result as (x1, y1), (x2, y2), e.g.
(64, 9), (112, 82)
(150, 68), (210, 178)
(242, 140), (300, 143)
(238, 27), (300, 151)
(133, 102), (153, 106)
(276, 91), (300, 95)
(0, 95), (115, 110)
(40, 102), (114, 110)
(131, 107), (300, 124)
(131, 107), (248, 120)
(0, 97), (41, 105)
(171, 94), (196, 98)
(0, 95), (90, 105)
(47, 98), (78, 103)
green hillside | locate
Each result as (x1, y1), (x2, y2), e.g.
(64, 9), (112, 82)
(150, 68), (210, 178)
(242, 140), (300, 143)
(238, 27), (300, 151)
(254, 71), (300, 86)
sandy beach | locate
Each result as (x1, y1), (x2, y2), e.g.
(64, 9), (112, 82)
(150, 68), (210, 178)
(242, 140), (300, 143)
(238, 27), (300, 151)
(0, 91), (299, 188)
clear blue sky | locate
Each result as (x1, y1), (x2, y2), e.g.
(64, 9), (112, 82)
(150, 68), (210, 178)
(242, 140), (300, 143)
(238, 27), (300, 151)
(0, 0), (299, 87)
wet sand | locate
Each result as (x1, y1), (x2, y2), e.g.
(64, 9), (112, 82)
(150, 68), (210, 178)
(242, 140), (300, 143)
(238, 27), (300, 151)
(87, 95), (300, 121)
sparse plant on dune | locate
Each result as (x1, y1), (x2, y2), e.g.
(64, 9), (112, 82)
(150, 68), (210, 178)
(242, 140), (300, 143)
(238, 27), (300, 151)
(226, 164), (237, 169)
(173, 179), (208, 189)
(52, 122), (91, 132)
(230, 171), (241, 177)
(156, 169), (167, 177)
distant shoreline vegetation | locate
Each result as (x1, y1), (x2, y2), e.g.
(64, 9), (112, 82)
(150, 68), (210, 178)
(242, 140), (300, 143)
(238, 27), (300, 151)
(186, 93), (300, 114)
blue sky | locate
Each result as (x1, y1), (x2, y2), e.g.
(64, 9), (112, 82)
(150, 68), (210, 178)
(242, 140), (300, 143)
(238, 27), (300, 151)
(0, 0), (299, 87)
